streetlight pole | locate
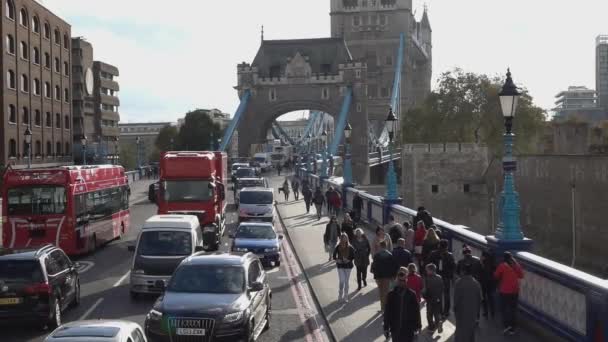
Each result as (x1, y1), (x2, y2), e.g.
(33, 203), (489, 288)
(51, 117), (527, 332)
(24, 127), (32, 169)
(136, 136), (141, 168)
(385, 108), (399, 200)
(495, 68), (524, 240)
(81, 135), (87, 166)
(320, 129), (328, 178)
(170, 137), (174, 151)
(343, 122), (353, 187)
(113, 137), (119, 165)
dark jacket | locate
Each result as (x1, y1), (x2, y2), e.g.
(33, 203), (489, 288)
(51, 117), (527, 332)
(371, 249), (398, 279)
(423, 273), (444, 304)
(392, 246), (413, 269)
(422, 240), (439, 263)
(480, 254), (497, 288)
(457, 255), (483, 282)
(312, 190), (325, 205)
(333, 245), (355, 269)
(352, 237), (371, 268)
(388, 224), (404, 245)
(292, 182), (300, 192)
(323, 222), (341, 245)
(384, 286), (422, 338)
(341, 221), (355, 242)
(428, 249), (456, 280)
(353, 195), (363, 211)
(302, 187), (313, 202)
(413, 209), (434, 229)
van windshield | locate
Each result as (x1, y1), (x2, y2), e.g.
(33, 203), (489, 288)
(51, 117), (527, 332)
(163, 180), (213, 202)
(138, 231), (192, 256)
(239, 191), (273, 205)
(254, 157), (266, 163)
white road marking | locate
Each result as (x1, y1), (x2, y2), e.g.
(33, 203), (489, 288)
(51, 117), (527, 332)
(113, 271), (130, 287)
(76, 261), (95, 274)
(78, 298), (104, 321)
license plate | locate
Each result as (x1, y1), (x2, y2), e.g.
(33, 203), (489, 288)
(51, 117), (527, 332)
(176, 328), (205, 336)
(0, 297), (22, 305)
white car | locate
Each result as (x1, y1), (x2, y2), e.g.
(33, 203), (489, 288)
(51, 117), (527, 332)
(45, 320), (147, 342)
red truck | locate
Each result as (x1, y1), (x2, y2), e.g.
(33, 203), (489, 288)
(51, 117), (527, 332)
(157, 151), (227, 250)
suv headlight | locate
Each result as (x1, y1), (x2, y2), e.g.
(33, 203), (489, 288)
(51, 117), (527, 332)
(133, 269), (145, 275)
(223, 311), (243, 323)
(147, 309), (163, 321)
(264, 247), (278, 252)
(234, 247), (249, 252)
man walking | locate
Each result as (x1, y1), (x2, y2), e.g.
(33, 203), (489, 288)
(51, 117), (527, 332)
(429, 239), (456, 319)
(302, 185), (313, 213)
(352, 192), (363, 223)
(292, 179), (300, 201)
(371, 240), (398, 312)
(424, 263), (444, 334)
(386, 215), (404, 246)
(454, 264), (483, 342)
(312, 187), (325, 219)
(393, 238), (412, 269)
(383, 267), (422, 342)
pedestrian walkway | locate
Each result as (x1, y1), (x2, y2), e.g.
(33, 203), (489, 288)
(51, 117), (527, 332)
(277, 197), (544, 342)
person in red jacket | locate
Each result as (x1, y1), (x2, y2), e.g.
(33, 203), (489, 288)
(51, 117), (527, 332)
(494, 252), (524, 335)
(413, 221), (427, 268)
(406, 263), (424, 304)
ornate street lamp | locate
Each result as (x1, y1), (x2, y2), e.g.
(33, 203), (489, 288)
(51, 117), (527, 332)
(24, 127), (32, 169)
(320, 129), (329, 178)
(385, 107), (399, 200)
(81, 135), (87, 166)
(305, 133), (312, 172)
(496, 68), (523, 240)
(113, 137), (119, 165)
(343, 122), (353, 187)
(136, 136), (141, 168)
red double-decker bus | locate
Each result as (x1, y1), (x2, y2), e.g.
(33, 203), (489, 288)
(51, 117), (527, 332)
(2, 165), (130, 255)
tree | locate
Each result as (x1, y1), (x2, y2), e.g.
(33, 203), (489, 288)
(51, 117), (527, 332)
(401, 68), (547, 153)
(155, 125), (179, 152)
(177, 110), (223, 151)
(120, 143), (137, 170)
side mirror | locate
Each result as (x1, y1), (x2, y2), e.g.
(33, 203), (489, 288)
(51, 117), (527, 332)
(194, 246), (204, 252)
(278, 235), (284, 240)
(73, 262), (81, 270)
(127, 245), (135, 252)
(249, 281), (264, 292)
(154, 280), (166, 291)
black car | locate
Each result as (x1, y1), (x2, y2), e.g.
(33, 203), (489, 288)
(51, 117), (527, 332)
(148, 182), (160, 202)
(145, 252), (271, 342)
(0, 245), (80, 329)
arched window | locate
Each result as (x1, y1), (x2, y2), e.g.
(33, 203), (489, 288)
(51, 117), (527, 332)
(20, 41), (28, 59)
(7, 70), (15, 89)
(54, 28), (60, 45)
(54, 57), (60, 72)
(35, 140), (41, 156)
(9, 139), (17, 158)
(8, 104), (16, 123)
(33, 47), (40, 64)
(5, 0), (15, 20)
(32, 16), (39, 33)
(20, 74), (28, 92)
(55, 113), (60, 128)
(64, 114), (69, 129)
(34, 109), (41, 126)
(22, 107), (29, 125)
(19, 8), (27, 27)
(6, 34), (15, 54)
(33, 78), (40, 95)
(44, 82), (50, 98)
(54, 85), (60, 100)
(44, 52), (50, 68)
(63, 61), (69, 76)
(43, 23), (50, 39)
(45, 112), (51, 127)
(63, 34), (68, 49)
(64, 142), (70, 155)
(64, 88), (69, 102)
(56, 141), (62, 155)
(46, 141), (52, 156)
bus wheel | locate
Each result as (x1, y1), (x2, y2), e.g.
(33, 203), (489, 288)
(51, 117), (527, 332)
(89, 235), (97, 253)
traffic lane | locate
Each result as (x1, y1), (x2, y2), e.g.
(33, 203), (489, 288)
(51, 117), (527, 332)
(1, 201), (157, 342)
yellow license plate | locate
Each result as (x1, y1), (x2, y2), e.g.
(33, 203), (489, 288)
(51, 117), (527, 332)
(0, 298), (22, 305)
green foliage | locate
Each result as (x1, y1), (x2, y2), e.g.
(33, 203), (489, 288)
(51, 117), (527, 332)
(155, 125), (179, 153)
(401, 68), (547, 153)
(177, 110), (223, 151)
(120, 143), (137, 170)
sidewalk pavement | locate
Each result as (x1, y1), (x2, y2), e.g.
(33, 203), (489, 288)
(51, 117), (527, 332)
(129, 178), (156, 205)
(277, 197), (543, 342)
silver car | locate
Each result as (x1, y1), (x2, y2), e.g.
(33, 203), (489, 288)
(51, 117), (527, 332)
(45, 320), (147, 342)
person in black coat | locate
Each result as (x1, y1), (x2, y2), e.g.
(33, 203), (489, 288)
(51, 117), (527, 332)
(302, 185), (313, 213)
(384, 267), (422, 342)
(428, 239), (456, 318)
(392, 238), (412, 269)
(413, 206), (434, 229)
(352, 193), (363, 223)
(480, 250), (497, 318)
(371, 240), (398, 312)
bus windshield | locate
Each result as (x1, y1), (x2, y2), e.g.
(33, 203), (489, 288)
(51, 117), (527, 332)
(7, 186), (67, 215)
(163, 180), (213, 202)
(271, 154), (283, 161)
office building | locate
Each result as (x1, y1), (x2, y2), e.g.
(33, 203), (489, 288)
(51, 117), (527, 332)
(119, 122), (172, 166)
(597, 35), (608, 110)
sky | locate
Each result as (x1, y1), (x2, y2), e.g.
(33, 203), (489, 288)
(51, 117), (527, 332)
(42, 0), (608, 123)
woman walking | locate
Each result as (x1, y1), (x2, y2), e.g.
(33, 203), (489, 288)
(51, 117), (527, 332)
(281, 179), (290, 201)
(406, 263), (424, 304)
(292, 179), (300, 201)
(333, 233), (355, 303)
(495, 252), (524, 335)
(352, 228), (371, 290)
(324, 215), (341, 261)
(422, 228), (440, 268)
(372, 226), (393, 256)
(414, 221), (427, 267)
(341, 213), (355, 242)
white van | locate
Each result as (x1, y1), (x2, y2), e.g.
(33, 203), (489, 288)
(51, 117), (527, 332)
(254, 152), (272, 172)
(238, 187), (275, 223)
(128, 215), (203, 297)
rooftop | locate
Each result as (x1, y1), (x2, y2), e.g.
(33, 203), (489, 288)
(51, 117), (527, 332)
(183, 252), (251, 266)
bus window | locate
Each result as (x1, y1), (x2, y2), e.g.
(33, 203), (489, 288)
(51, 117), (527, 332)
(7, 186), (66, 215)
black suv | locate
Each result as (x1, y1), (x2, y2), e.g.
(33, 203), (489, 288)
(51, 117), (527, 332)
(145, 252), (271, 342)
(0, 245), (80, 329)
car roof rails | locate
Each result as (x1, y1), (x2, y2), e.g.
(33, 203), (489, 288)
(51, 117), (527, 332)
(34, 244), (56, 257)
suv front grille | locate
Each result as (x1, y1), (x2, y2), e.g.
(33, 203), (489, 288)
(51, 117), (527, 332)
(168, 317), (215, 342)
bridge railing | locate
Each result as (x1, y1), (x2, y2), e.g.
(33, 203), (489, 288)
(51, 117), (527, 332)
(296, 167), (608, 342)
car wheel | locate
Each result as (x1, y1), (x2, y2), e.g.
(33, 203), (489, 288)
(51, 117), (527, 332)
(71, 281), (80, 308)
(246, 320), (255, 342)
(48, 298), (61, 329)
(264, 298), (271, 331)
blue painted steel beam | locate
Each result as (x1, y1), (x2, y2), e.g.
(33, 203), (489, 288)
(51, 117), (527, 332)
(219, 90), (251, 152)
(328, 86), (353, 156)
(300, 112), (318, 142)
(271, 125), (280, 140)
(273, 121), (296, 146)
(377, 33), (405, 147)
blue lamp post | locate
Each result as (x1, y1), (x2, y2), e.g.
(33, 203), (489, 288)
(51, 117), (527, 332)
(81, 135), (87, 166)
(343, 122), (354, 187)
(495, 69), (523, 240)
(306, 133), (313, 173)
(384, 108), (399, 200)
(320, 129), (328, 179)
(24, 127), (32, 169)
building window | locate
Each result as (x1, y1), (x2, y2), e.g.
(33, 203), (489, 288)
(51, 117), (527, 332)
(45, 112), (51, 127)
(55, 86), (60, 100)
(44, 82), (51, 98)
(46, 141), (51, 156)
(65, 142), (70, 155)
(33, 78), (40, 95)
(54, 57), (60, 72)
(56, 142), (62, 155)
(34, 109), (41, 126)
(32, 16), (39, 33)
(54, 28), (60, 45)
(463, 184), (470, 193)
(64, 114), (69, 129)
(64, 88), (69, 102)
(6, 34), (15, 54)
(322, 87), (330, 100)
(8, 104), (16, 123)
(353, 15), (360, 26)
(431, 185), (439, 193)
(20, 41), (27, 59)
(19, 8), (27, 27)
(63, 61), (69, 76)
(44, 52), (50, 68)
(20, 74), (29, 92)
(380, 14), (387, 25)
(55, 113), (60, 128)
(22, 107), (29, 125)
(381, 87), (389, 98)
(5, 0), (15, 20)
(33, 47), (40, 64)
(356, 103), (362, 112)
(355, 69), (361, 79)
(63, 34), (68, 49)
(35, 140), (41, 156)
(9, 139), (17, 158)
(385, 55), (393, 66)
(269, 88), (276, 101)
(43, 23), (50, 39)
